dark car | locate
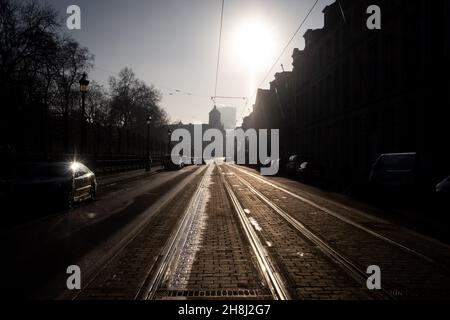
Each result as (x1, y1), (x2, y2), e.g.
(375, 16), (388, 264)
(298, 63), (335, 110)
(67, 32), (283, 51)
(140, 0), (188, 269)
(435, 176), (450, 209)
(296, 161), (323, 182)
(7, 161), (97, 208)
(285, 155), (304, 176)
(369, 153), (418, 193)
(436, 176), (450, 194)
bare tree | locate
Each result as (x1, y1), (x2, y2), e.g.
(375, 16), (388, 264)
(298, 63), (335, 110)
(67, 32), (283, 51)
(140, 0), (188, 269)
(52, 37), (93, 151)
(0, 0), (167, 156)
(0, 0), (60, 104)
(0, 0), (61, 152)
(85, 80), (110, 126)
(108, 67), (168, 133)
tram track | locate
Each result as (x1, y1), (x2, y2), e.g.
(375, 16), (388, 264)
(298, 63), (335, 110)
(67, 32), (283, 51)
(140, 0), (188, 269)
(65, 161), (450, 300)
(223, 167), (392, 300)
(138, 165), (214, 299)
(218, 165), (373, 299)
(230, 165), (450, 272)
(142, 163), (278, 300)
(223, 164), (450, 299)
(222, 173), (291, 300)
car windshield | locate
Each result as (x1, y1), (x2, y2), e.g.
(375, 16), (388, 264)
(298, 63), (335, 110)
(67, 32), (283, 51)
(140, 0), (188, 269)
(17, 163), (70, 179)
(382, 155), (415, 170)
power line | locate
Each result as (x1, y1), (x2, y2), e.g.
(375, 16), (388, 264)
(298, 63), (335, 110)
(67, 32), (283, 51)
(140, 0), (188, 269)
(212, 96), (248, 100)
(254, 0), (320, 95)
(211, 96), (248, 107)
(239, 0), (321, 121)
(213, 0), (225, 99)
(337, 0), (347, 23)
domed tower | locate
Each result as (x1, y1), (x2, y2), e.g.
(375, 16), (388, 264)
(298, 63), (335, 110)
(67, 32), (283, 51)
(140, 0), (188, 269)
(209, 105), (223, 129)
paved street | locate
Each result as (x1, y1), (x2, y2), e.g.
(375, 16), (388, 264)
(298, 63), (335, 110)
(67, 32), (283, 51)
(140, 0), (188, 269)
(2, 162), (450, 300)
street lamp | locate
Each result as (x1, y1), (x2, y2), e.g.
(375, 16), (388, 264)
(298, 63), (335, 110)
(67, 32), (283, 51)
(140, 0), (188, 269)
(79, 73), (90, 155)
(145, 115), (152, 172)
(167, 128), (172, 155)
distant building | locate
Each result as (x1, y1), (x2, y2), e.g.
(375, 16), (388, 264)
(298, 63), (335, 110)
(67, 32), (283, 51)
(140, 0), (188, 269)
(218, 107), (237, 130)
(167, 105), (228, 159)
(209, 106), (224, 130)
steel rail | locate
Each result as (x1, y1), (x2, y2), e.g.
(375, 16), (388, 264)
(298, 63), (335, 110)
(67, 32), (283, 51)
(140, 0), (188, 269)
(137, 165), (213, 300)
(229, 170), (393, 300)
(221, 172), (291, 300)
(230, 165), (446, 269)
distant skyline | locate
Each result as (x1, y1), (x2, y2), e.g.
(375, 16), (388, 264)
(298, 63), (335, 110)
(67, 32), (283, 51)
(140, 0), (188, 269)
(39, 0), (334, 125)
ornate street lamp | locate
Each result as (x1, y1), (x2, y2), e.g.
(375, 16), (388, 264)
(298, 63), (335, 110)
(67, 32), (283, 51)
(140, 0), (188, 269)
(145, 115), (152, 172)
(79, 73), (89, 154)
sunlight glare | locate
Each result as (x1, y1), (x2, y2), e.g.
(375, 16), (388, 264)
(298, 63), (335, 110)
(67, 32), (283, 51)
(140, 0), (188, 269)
(232, 18), (274, 69)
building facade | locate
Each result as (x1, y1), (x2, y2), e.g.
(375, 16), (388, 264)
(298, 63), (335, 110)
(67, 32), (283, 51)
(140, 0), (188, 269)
(169, 105), (227, 159)
(244, 0), (450, 190)
(209, 106), (224, 130)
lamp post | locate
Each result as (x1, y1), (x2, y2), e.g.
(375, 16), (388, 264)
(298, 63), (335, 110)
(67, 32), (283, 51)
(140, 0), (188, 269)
(79, 73), (89, 155)
(145, 115), (152, 172)
(167, 128), (172, 155)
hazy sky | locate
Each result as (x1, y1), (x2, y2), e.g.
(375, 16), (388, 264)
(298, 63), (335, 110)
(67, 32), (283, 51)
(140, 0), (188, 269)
(42, 0), (334, 126)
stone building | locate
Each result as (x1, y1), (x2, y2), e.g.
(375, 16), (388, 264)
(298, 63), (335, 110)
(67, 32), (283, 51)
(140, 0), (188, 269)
(245, 0), (450, 190)
(209, 106), (224, 130)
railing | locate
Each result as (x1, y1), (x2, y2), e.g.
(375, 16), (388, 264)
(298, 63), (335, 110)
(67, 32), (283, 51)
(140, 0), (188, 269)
(0, 152), (162, 177)
(88, 155), (162, 176)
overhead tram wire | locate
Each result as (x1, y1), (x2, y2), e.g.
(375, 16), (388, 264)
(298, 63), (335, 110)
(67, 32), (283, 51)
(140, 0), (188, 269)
(211, 1), (250, 112)
(252, 0), (320, 99)
(337, 0), (347, 23)
(239, 0), (321, 121)
(211, 96), (248, 107)
(213, 0), (225, 102)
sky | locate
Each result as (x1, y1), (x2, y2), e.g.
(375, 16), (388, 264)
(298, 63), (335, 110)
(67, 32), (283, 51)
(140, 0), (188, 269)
(41, 0), (334, 126)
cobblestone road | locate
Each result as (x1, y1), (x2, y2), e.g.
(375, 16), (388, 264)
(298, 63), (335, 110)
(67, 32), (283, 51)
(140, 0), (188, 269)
(52, 162), (450, 300)
(156, 165), (270, 299)
(224, 164), (450, 299)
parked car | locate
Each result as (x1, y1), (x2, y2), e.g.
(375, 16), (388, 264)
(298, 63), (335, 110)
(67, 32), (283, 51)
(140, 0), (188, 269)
(285, 155), (304, 176)
(7, 161), (97, 208)
(369, 153), (418, 192)
(296, 161), (323, 182)
(436, 176), (450, 194)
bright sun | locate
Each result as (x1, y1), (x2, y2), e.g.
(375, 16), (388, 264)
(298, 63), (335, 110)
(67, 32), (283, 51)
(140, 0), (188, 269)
(232, 18), (274, 69)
